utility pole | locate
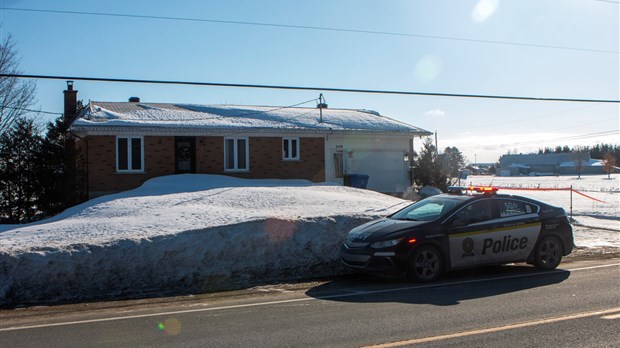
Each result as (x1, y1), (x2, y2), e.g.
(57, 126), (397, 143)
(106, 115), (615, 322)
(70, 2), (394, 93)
(318, 93), (327, 123)
(434, 131), (439, 159)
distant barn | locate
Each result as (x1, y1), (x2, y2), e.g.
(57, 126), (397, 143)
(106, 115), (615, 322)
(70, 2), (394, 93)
(498, 153), (609, 176)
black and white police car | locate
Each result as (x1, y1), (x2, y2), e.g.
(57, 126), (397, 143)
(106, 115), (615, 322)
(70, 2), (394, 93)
(341, 186), (574, 282)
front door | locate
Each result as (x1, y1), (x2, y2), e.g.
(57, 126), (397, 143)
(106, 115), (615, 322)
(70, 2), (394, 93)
(175, 137), (196, 173)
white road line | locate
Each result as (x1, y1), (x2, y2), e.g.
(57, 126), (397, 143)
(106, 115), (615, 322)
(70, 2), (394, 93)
(568, 263), (620, 271)
(601, 313), (620, 320)
(1, 262), (618, 332)
(363, 307), (620, 348)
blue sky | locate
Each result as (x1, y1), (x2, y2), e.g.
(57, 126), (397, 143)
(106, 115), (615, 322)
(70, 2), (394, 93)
(1, 0), (618, 162)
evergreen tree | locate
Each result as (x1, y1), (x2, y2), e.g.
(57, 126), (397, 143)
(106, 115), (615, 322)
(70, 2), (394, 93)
(439, 146), (466, 178)
(0, 118), (42, 223)
(35, 116), (87, 217)
(414, 138), (449, 191)
(561, 145), (571, 153)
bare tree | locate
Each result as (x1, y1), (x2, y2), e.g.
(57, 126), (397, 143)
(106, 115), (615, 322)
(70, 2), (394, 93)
(571, 147), (587, 179)
(603, 152), (617, 179)
(0, 34), (36, 134)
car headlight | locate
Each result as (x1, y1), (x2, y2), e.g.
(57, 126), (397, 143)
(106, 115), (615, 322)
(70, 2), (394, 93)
(370, 238), (402, 249)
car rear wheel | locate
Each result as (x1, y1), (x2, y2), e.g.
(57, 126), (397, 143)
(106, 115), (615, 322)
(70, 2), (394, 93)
(534, 235), (563, 270)
(408, 245), (443, 282)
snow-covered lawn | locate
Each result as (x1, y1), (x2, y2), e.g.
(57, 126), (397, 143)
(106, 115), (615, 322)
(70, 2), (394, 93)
(467, 174), (620, 233)
(0, 173), (618, 306)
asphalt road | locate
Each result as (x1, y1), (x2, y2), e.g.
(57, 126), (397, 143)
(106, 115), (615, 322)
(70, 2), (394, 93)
(1, 259), (619, 348)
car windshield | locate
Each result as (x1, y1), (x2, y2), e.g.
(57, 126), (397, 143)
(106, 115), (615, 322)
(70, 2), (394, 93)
(390, 196), (465, 221)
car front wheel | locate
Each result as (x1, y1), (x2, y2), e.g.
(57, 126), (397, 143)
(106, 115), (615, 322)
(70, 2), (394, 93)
(534, 235), (563, 270)
(408, 245), (443, 282)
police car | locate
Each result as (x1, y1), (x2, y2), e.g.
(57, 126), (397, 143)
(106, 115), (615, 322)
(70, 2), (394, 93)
(341, 186), (573, 282)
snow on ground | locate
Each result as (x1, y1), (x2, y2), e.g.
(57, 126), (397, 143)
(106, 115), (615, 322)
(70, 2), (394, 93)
(467, 174), (620, 236)
(0, 174), (618, 306)
(0, 175), (407, 252)
(0, 175), (407, 306)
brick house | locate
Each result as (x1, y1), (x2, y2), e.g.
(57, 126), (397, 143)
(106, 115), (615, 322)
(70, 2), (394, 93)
(65, 84), (431, 198)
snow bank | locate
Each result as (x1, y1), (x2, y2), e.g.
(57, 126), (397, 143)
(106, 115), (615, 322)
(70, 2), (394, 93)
(0, 175), (406, 306)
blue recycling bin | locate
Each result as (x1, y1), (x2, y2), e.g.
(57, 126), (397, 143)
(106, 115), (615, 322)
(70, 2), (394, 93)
(348, 174), (369, 189)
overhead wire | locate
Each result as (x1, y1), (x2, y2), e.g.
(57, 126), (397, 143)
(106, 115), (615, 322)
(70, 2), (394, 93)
(455, 130), (620, 151)
(0, 105), (63, 115)
(88, 97), (319, 123)
(3, 74), (619, 104)
(0, 105), (63, 133)
(552, 116), (620, 131)
(438, 103), (607, 132)
(0, 7), (617, 54)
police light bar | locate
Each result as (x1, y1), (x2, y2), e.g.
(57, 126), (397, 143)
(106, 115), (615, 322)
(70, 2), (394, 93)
(447, 186), (467, 194)
(467, 186), (499, 193)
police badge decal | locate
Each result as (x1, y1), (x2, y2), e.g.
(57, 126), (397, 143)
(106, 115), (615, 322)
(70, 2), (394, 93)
(462, 237), (475, 257)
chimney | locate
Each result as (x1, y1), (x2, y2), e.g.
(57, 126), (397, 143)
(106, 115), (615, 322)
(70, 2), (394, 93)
(129, 97), (140, 103)
(63, 81), (78, 125)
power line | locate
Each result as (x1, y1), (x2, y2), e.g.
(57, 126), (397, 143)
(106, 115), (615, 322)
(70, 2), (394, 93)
(3, 74), (619, 104)
(553, 116), (620, 131)
(0, 105), (63, 115)
(1, 7), (617, 54)
(441, 103), (606, 131)
(457, 130), (620, 150)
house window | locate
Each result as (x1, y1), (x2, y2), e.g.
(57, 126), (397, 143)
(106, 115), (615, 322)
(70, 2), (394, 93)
(282, 137), (300, 160)
(116, 136), (144, 172)
(224, 137), (249, 171)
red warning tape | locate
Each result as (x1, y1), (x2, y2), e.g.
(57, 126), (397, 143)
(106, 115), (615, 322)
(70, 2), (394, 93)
(495, 187), (570, 191)
(570, 189), (608, 204)
(496, 186), (608, 204)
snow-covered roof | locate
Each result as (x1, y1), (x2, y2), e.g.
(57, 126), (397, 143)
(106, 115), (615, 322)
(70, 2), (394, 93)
(71, 102), (432, 136)
(500, 153), (590, 167)
(559, 159), (602, 167)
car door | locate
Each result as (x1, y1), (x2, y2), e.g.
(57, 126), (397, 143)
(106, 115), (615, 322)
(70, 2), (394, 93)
(490, 198), (542, 262)
(446, 198), (541, 269)
(446, 199), (502, 269)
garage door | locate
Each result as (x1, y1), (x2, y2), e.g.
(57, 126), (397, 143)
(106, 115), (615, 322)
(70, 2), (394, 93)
(350, 150), (407, 193)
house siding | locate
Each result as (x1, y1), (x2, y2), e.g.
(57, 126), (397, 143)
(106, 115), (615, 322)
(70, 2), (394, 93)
(195, 136), (224, 173)
(229, 137), (325, 182)
(83, 135), (325, 198)
(85, 136), (175, 197)
(324, 134), (411, 193)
